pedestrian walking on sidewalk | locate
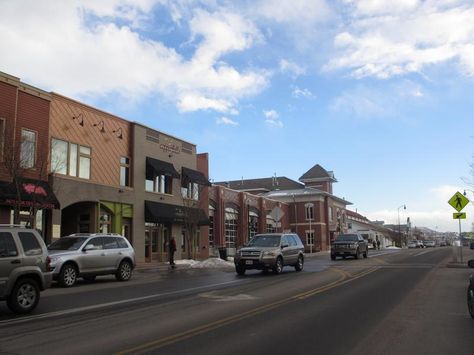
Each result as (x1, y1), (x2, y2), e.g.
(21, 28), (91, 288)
(169, 236), (177, 268)
(376, 237), (381, 250)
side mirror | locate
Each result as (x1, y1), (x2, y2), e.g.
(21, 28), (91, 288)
(468, 260), (474, 268)
(281, 244), (289, 249)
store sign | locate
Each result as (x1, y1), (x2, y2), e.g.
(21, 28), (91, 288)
(160, 138), (181, 154)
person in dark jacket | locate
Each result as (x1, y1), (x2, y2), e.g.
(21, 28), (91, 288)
(169, 236), (177, 267)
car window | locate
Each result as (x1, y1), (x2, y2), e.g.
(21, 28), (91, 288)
(0, 232), (18, 257)
(287, 235), (297, 246)
(85, 237), (104, 250)
(336, 234), (358, 242)
(248, 235), (281, 247)
(103, 237), (119, 250)
(117, 238), (129, 249)
(18, 232), (43, 256)
(48, 237), (88, 250)
(292, 235), (303, 246)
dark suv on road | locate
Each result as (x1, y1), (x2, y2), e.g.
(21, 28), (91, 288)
(0, 225), (52, 314)
(234, 233), (305, 275)
(331, 233), (368, 260)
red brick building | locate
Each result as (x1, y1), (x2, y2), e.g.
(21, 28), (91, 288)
(0, 71), (59, 236)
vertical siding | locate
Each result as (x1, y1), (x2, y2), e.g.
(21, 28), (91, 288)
(50, 94), (131, 187)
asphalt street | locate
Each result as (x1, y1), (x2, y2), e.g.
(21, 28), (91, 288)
(1, 247), (473, 355)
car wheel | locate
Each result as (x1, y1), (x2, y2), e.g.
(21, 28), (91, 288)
(354, 248), (360, 259)
(295, 255), (304, 271)
(330, 254), (336, 261)
(6, 278), (40, 314)
(59, 263), (78, 287)
(116, 260), (133, 281)
(273, 257), (283, 275)
(467, 285), (474, 319)
(83, 275), (97, 283)
(236, 265), (246, 275)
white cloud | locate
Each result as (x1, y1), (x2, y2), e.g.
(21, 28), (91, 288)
(256, 0), (332, 24)
(330, 81), (425, 118)
(0, 1), (268, 113)
(326, 1), (474, 79)
(263, 109), (283, 127)
(292, 86), (315, 99)
(216, 116), (239, 126)
(279, 59), (306, 77)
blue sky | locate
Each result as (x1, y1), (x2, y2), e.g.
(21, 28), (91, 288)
(1, 0), (473, 232)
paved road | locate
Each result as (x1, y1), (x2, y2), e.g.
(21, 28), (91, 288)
(1, 247), (473, 355)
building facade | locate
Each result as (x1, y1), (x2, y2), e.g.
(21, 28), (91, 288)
(0, 71), (59, 236)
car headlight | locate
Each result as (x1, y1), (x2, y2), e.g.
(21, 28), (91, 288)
(263, 251), (276, 257)
(351, 243), (359, 249)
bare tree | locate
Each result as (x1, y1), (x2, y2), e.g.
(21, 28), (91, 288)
(180, 181), (209, 259)
(0, 128), (51, 226)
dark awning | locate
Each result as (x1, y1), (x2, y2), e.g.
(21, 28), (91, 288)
(145, 201), (210, 226)
(0, 178), (60, 209)
(146, 157), (180, 180)
(182, 167), (211, 186)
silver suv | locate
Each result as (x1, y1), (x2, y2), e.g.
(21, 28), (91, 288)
(0, 225), (53, 314)
(47, 233), (136, 287)
(234, 233), (305, 275)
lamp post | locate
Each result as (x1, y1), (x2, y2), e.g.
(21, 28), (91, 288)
(398, 204), (406, 247)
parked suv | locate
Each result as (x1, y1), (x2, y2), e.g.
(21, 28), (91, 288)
(234, 233), (305, 275)
(47, 233), (136, 287)
(0, 225), (52, 314)
(330, 233), (368, 260)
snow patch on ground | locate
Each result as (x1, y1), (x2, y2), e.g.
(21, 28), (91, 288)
(386, 246), (401, 249)
(175, 258), (234, 269)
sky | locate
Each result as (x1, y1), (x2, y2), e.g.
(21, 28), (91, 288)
(1, 0), (473, 232)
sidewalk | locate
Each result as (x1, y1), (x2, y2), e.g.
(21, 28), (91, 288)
(446, 245), (474, 268)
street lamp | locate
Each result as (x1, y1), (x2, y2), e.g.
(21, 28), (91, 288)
(398, 204), (406, 247)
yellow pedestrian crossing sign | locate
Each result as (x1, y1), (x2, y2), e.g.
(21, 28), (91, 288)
(448, 191), (469, 212)
(453, 212), (466, 219)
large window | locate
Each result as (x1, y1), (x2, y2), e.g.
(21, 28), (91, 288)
(249, 209), (259, 240)
(225, 206), (238, 251)
(266, 213), (277, 233)
(181, 182), (199, 200)
(209, 203), (215, 248)
(305, 203), (314, 220)
(306, 230), (314, 246)
(146, 174), (172, 194)
(20, 129), (36, 168)
(0, 118), (5, 161)
(120, 157), (130, 187)
(51, 138), (91, 179)
(328, 206), (333, 222)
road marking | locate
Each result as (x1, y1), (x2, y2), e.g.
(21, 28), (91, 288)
(116, 266), (379, 355)
(0, 279), (247, 327)
(413, 249), (433, 257)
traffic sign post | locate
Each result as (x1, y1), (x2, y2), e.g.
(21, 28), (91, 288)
(448, 191), (470, 263)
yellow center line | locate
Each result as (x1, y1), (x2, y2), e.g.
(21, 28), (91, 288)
(115, 266), (378, 355)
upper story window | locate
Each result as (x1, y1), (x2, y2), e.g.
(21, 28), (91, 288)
(146, 174), (172, 194)
(51, 138), (91, 180)
(120, 157), (130, 187)
(305, 203), (314, 220)
(0, 118), (5, 162)
(181, 182), (199, 200)
(328, 206), (333, 222)
(20, 129), (36, 169)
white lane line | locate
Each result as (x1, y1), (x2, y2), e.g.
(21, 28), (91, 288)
(0, 279), (245, 326)
(413, 249), (433, 257)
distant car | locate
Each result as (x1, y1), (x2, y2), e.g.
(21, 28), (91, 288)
(234, 233), (305, 275)
(407, 240), (418, 248)
(424, 240), (436, 247)
(48, 233), (136, 287)
(439, 241), (447, 247)
(330, 233), (368, 260)
(0, 224), (52, 314)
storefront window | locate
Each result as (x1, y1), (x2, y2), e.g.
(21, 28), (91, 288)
(225, 206), (238, 251)
(266, 213), (277, 233)
(249, 209), (259, 240)
(99, 209), (112, 233)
